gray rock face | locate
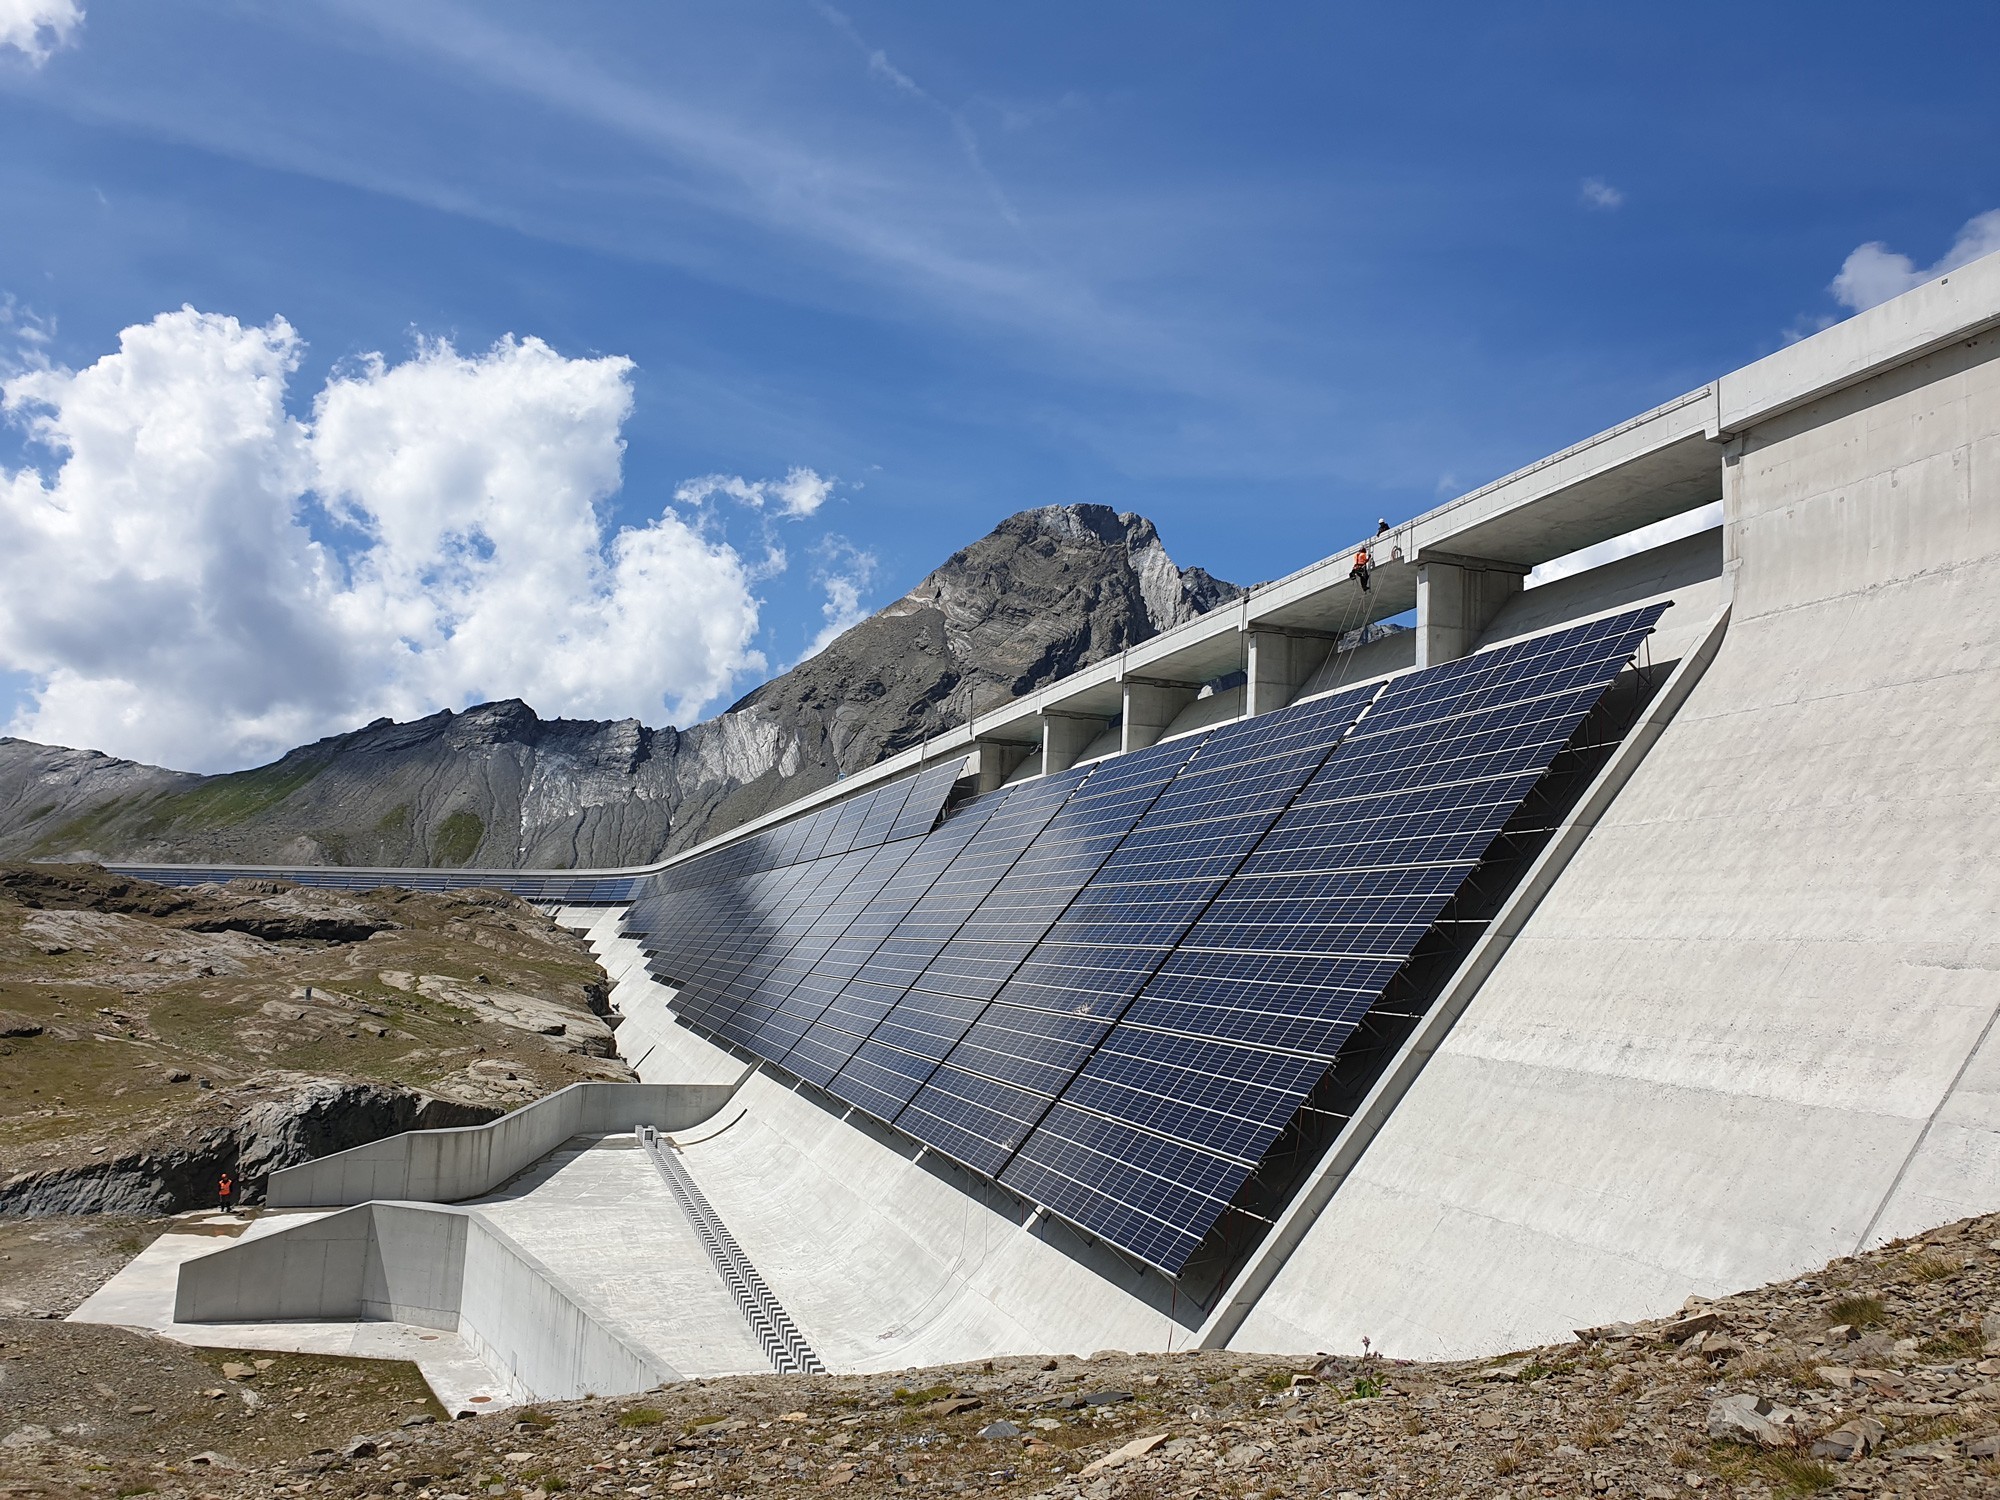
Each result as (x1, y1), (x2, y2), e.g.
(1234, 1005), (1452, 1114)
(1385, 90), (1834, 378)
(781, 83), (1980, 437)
(0, 506), (1238, 869)
(0, 1079), (495, 1215)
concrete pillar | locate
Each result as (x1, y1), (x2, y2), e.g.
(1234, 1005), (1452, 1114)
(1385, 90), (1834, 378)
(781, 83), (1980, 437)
(1414, 551), (1530, 667)
(1121, 679), (1199, 752)
(971, 737), (1033, 794)
(1245, 630), (1336, 716)
(1042, 712), (1110, 775)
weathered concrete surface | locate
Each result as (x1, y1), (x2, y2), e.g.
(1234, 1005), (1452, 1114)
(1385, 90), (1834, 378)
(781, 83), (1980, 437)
(555, 905), (748, 1087)
(265, 1080), (740, 1207)
(473, 1135), (769, 1378)
(673, 1068), (1192, 1371)
(171, 1197), (675, 1402)
(1232, 311), (2000, 1361)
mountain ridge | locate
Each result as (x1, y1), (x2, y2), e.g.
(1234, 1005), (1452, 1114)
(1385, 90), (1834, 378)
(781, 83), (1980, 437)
(0, 505), (1239, 868)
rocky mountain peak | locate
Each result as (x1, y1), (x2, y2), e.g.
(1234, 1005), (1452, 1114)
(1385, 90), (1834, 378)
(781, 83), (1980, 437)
(0, 506), (1237, 869)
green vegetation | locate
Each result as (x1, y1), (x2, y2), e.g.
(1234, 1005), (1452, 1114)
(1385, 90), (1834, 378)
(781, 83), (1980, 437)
(375, 803), (412, 835)
(435, 810), (485, 865)
(1513, 1359), (1571, 1384)
(615, 1407), (665, 1428)
(1346, 1372), (1387, 1400)
(1826, 1294), (1886, 1328)
(893, 1384), (955, 1405)
(1905, 1253), (1961, 1284)
(1718, 1448), (1837, 1495)
(29, 795), (150, 857)
(141, 756), (330, 832)
(1921, 1325), (1984, 1357)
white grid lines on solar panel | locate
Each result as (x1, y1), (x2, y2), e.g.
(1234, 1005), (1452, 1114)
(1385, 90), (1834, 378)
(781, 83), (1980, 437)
(990, 605), (1666, 1270)
(1000, 1103), (1243, 1271)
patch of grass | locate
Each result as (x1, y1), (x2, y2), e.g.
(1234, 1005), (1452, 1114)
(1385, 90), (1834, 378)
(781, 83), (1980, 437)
(29, 796), (143, 857)
(434, 810), (485, 866)
(375, 803), (412, 835)
(1895, 1413), (1965, 1446)
(1826, 1294), (1886, 1328)
(1920, 1326), (1984, 1358)
(139, 756), (330, 833)
(1345, 1372), (1386, 1401)
(1905, 1253), (1961, 1284)
(1263, 1370), (1294, 1393)
(1709, 1442), (1838, 1497)
(516, 1406), (554, 1428)
(1755, 1453), (1839, 1495)
(1515, 1360), (1570, 1384)
(615, 1407), (665, 1428)
(893, 1384), (956, 1406)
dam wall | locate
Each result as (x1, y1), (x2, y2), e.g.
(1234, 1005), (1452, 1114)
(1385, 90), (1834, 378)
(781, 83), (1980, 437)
(1232, 296), (2000, 1360)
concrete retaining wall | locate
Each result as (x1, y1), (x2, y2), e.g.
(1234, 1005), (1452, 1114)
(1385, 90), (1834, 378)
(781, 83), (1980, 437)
(266, 1082), (739, 1208)
(175, 1201), (675, 1399)
(174, 1203), (463, 1327)
(455, 1211), (676, 1399)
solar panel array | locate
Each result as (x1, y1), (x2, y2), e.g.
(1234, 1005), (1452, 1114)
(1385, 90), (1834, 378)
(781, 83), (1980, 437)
(628, 605), (1666, 1274)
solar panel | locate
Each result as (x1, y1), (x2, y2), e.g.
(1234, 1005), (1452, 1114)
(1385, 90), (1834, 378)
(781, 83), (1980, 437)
(995, 605), (1666, 1269)
(895, 682), (1382, 1176)
(627, 606), (1664, 1276)
(828, 737), (1206, 1124)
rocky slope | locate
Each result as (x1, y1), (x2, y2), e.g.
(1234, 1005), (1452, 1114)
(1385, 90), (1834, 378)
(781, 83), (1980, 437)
(0, 864), (628, 1214)
(0, 506), (1239, 870)
(8, 1209), (2000, 1498)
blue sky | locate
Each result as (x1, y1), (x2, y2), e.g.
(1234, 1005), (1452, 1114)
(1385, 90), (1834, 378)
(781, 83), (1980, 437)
(2, 0), (1997, 771)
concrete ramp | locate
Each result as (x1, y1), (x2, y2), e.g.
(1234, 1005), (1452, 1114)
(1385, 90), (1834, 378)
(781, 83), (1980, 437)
(473, 1135), (772, 1380)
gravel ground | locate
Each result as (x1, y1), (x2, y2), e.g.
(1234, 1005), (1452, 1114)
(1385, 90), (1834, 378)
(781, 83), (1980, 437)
(0, 1213), (165, 1317)
(9, 1211), (2000, 1498)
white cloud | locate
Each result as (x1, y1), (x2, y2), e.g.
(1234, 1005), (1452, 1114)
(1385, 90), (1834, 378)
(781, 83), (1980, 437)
(1580, 178), (1624, 211)
(1831, 209), (2000, 313)
(0, 307), (770, 772)
(0, 0), (80, 64)
(804, 536), (877, 658)
(675, 465), (835, 518)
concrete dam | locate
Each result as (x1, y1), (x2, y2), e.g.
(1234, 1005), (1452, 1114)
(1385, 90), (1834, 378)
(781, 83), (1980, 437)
(78, 249), (2000, 1408)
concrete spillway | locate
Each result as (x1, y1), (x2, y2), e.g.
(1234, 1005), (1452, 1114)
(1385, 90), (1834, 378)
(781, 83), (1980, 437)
(87, 249), (2000, 1400)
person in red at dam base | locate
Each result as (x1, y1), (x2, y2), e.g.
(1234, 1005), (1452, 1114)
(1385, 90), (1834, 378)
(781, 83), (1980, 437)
(217, 1171), (234, 1215)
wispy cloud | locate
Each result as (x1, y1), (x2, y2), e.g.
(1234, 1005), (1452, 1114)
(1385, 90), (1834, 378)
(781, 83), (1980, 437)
(804, 535), (878, 658)
(0, 0), (81, 66)
(1831, 208), (2000, 312)
(1580, 177), (1624, 211)
(675, 466), (836, 519)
